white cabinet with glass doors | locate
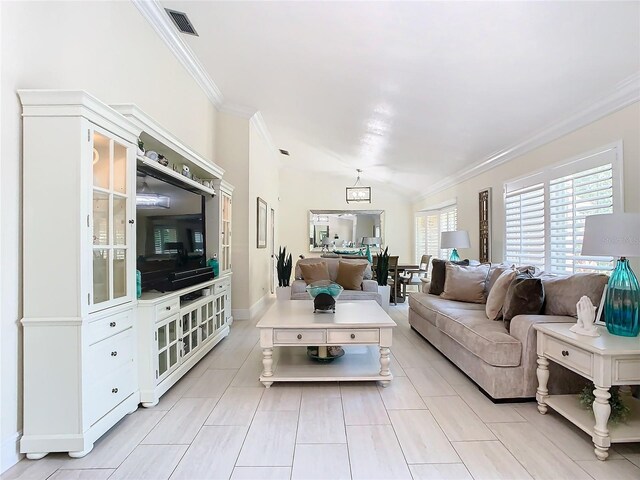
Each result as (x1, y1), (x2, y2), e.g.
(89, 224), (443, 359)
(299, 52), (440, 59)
(19, 90), (141, 459)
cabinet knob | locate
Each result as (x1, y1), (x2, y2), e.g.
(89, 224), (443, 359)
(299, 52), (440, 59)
(561, 350), (569, 357)
(128, 219), (135, 224)
(111, 388), (118, 394)
(297, 334), (302, 340)
(350, 333), (356, 339)
(166, 306), (171, 311)
(109, 322), (116, 328)
(111, 351), (117, 357)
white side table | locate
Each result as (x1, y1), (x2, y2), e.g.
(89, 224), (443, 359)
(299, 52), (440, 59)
(534, 323), (640, 461)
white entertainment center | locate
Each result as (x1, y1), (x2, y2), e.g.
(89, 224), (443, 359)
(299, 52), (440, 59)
(19, 90), (234, 459)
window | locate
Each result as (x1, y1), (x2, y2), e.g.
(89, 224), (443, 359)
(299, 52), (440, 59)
(504, 144), (621, 274)
(154, 227), (178, 254)
(415, 204), (457, 263)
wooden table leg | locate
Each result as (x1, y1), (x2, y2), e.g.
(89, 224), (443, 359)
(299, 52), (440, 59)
(379, 346), (391, 388)
(536, 355), (549, 414)
(592, 385), (611, 461)
(261, 347), (274, 388)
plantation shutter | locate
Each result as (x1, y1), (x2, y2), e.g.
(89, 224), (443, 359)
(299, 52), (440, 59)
(549, 163), (614, 274)
(426, 214), (440, 258)
(504, 183), (545, 268)
(415, 216), (427, 264)
(439, 207), (458, 259)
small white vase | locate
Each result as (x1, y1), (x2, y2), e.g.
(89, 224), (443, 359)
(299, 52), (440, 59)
(379, 285), (391, 312)
(276, 286), (291, 301)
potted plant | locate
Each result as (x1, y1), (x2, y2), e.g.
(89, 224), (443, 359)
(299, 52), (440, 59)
(275, 246), (293, 300)
(375, 247), (391, 311)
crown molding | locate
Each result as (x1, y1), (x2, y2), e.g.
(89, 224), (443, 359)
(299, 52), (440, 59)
(132, 0), (224, 107)
(219, 103), (257, 119)
(250, 111), (278, 156)
(417, 71), (640, 201)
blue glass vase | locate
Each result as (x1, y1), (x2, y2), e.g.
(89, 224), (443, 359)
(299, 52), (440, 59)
(449, 249), (460, 261)
(366, 245), (373, 264)
(605, 258), (639, 337)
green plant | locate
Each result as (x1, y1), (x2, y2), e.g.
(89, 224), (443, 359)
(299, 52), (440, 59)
(375, 247), (390, 286)
(275, 246), (293, 287)
(579, 383), (630, 424)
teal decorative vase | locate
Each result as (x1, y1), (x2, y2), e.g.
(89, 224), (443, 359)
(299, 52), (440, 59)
(449, 249), (460, 261)
(136, 270), (142, 299)
(605, 258), (639, 337)
(366, 245), (372, 263)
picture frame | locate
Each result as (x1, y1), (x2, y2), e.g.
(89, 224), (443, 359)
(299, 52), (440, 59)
(257, 197), (267, 248)
(478, 188), (492, 263)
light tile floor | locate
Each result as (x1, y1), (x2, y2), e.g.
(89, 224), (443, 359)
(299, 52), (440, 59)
(3, 302), (640, 480)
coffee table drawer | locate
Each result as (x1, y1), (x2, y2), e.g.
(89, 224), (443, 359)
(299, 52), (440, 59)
(543, 336), (593, 376)
(274, 329), (326, 344)
(328, 329), (379, 344)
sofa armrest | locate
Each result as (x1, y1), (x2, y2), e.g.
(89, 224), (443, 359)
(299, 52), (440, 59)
(420, 278), (431, 294)
(510, 314), (579, 395)
(291, 280), (308, 295)
(362, 280), (378, 292)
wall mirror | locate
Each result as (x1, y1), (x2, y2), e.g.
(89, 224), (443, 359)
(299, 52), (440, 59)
(308, 210), (384, 252)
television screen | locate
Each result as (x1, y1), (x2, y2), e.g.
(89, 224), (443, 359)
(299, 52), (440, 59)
(136, 172), (208, 291)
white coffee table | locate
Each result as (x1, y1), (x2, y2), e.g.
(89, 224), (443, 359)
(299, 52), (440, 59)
(256, 300), (396, 388)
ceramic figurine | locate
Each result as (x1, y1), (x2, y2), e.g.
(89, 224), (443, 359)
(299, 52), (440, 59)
(570, 295), (600, 337)
(182, 164), (190, 177)
(157, 154), (169, 167)
(145, 150), (158, 161)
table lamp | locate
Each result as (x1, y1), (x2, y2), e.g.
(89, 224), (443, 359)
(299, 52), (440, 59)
(361, 237), (380, 263)
(581, 213), (640, 337)
(321, 237), (332, 252)
(440, 230), (470, 261)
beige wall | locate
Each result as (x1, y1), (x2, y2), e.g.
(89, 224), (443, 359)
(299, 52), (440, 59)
(279, 169), (413, 262)
(0, 1), (217, 470)
(248, 122), (280, 307)
(414, 103), (640, 272)
(214, 112), (250, 314)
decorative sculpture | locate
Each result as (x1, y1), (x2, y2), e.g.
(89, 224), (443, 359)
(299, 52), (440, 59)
(570, 296), (600, 337)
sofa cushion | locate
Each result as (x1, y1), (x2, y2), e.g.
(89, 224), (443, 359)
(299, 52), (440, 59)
(409, 293), (484, 326)
(541, 273), (608, 317)
(336, 261), (367, 290)
(435, 308), (522, 367)
(442, 263), (490, 304)
(486, 263), (513, 294)
(503, 273), (544, 323)
(486, 268), (517, 320)
(295, 257), (372, 281)
(299, 262), (330, 284)
(429, 258), (470, 295)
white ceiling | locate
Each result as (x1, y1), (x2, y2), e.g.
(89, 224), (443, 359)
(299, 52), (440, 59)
(162, 1), (639, 196)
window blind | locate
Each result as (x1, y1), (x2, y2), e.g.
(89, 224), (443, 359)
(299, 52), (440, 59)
(505, 183), (545, 268)
(549, 163), (613, 274)
(154, 227), (178, 254)
(439, 207), (457, 259)
(415, 205), (457, 263)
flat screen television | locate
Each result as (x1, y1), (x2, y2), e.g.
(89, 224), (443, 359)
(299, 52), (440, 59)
(136, 169), (213, 292)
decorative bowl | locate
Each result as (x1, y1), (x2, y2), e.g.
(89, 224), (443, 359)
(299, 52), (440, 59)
(305, 280), (343, 299)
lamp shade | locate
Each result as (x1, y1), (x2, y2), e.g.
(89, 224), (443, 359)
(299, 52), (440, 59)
(362, 237), (380, 246)
(440, 230), (471, 249)
(581, 213), (640, 257)
(321, 237), (332, 246)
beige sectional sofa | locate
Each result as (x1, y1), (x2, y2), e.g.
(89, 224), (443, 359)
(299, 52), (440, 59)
(291, 257), (382, 304)
(409, 273), (606, 400)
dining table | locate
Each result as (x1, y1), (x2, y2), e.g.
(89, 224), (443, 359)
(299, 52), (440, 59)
(389, 264), (420, 303)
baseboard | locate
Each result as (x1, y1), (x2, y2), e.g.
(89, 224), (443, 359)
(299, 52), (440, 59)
(232, 293), (271, 321)
(1, 430), (22, 474)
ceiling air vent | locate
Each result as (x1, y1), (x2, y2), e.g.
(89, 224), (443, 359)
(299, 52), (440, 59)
(279, 149), (290, 156)
(165, 9), (198, 36)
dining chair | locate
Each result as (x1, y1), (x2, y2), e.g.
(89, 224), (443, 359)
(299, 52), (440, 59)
(386, 255), (400, 305)
(400, 254), (431, 298)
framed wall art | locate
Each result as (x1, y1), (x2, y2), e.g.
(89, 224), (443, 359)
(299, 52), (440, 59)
(479, 188), (491, 263)
(257, 197), (267, 248)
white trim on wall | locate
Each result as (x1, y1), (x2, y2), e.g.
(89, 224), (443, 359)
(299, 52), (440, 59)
(232, 293), (271, 321)
(418, 72), (640, 200)
(1, 431), (21, 473)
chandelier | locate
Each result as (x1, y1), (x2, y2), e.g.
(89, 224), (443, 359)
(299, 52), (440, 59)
(346, 169), (371, 203)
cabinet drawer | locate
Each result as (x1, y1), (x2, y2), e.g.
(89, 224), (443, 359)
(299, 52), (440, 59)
(87, 310), (133, 345)
(155, 298), (180, 321)
(543, 336), (593, 377)
(86, 362), (136, 426)
(274, 329), (326, 344)
(87, 328), (134, 380)
(214, 281), (228, 294)
(327, 329), (379, 344)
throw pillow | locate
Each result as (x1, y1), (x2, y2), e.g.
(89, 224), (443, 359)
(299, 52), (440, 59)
(335, 261), (368, 290)
(441, 263), (491, 304)
(485, 263), (513, 294)
(502, 273), (545, 324)
(299, 262), (330, 285)
(541, 273), (609, 317)
(429, 258), (470, 295)
(485, 268), (517, 320)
